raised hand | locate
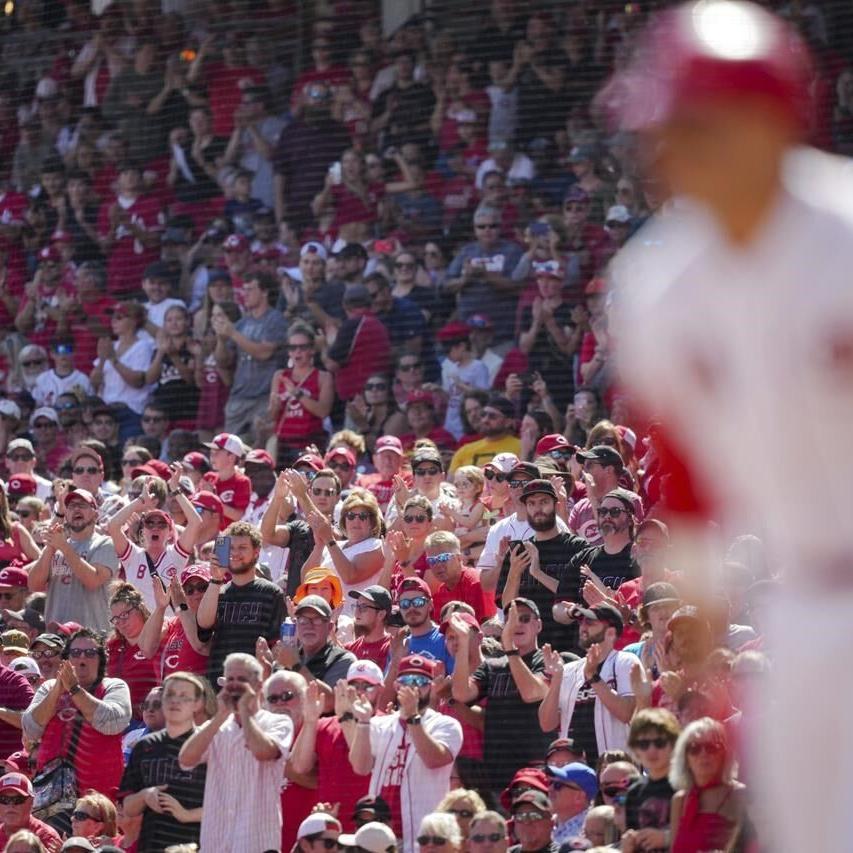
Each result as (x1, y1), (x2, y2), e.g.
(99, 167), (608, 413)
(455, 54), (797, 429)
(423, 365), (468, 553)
(153, 576), (170, 611)
(541, 643), (564, 680)
(583, 642), (605, 681)
(630, 661), (653, 708)
(304, 680), (325, 724)
(501, 601), (519, 651)
(396, 684), (420, 719)
(351, 692), (373, 723)
(508, 543), (532, 576)
(582, 579), (606, 606)
(333, 680), (351, 719)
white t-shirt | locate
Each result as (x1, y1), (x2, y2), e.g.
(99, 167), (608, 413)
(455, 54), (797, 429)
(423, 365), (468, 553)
(320, 537), (384, 617)
(117, 540), (192, 612)
(368, 709), (463, 853)
(477, 511), (570, 572)
(475, 153), (535, 189)
(244, 492), (288, 582)
(144, 297), (186, 329)
(95, 336), (156, 414)
(32, 369), (93, 407)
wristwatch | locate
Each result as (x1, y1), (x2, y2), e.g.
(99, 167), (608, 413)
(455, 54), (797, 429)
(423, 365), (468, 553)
(503, 648), (520, 657)
(405, 714), (422, 726)
(210, 579), (224, 585)
(338, 711), (355, 723)
(589, 672), (603, 684)
(69, 683), (82, 696)
(328, 540), (340, 549)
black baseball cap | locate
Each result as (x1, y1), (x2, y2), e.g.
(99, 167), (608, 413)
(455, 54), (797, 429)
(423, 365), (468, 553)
(510, 461), (540, 481)
(570, 602), (624, 636)
(503, 597), (540, 618)
(642, 582), (680, 608)
(575, 445), (624, 470)
(519, 478), (556, 502)
(349, 585), (392, 612)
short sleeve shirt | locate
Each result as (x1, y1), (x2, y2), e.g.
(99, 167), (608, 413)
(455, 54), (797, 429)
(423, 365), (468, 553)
(232, 308), (288, 400)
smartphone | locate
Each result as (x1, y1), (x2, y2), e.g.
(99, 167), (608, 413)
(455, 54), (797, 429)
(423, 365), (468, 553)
(213, 536), (231, 567)
(387, 607), (405, 628)
(508, 539), (526, 552)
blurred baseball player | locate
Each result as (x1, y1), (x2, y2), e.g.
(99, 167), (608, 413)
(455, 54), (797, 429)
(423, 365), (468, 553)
(601, 1), (853, 848)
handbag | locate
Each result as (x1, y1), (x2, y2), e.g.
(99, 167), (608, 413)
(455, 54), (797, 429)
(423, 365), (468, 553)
(32, 715), (83, 820)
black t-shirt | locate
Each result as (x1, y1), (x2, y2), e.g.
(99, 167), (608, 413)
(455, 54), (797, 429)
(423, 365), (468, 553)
(473, 649), (555, 790)
(496, 532), (587, 652)
(198, 576), (285, 683)
(519, 302), (576, 407)
(625, 774), (675, 852)
(558, 543), (639, 601)
(567, 678), (599, 767)
(283, 519), (314, 598)
(119, 728), (207, 853)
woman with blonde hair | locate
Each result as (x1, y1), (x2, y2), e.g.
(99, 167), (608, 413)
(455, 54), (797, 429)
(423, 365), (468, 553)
(466, 811), (508, 853)
(437, 789), (486, 841)
(669, 717), (745, 853)
(417, 812), (463, 853)
(0, 488), (39, 565)
(2, 830), (44, 853)
(70, 789), (118, 846)
(305, 488), (384, 617)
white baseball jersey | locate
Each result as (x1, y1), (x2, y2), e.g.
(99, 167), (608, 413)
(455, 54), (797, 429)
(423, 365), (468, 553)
(118, 541), (192, 612)
(611, 146), (853, 851)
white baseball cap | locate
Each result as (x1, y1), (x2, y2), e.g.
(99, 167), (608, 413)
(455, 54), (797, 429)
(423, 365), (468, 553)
(486, 452), (519, 474)
(297, 812), (342, 840)
(203, 433), (246, 458)
(0, 400), (21, 420)
(605, 204), (632, 224)
(29, 407), (59, 427)
(346, 659), (384, 686)
(338, 822), (397, 853)
(300, 241), (328, 261)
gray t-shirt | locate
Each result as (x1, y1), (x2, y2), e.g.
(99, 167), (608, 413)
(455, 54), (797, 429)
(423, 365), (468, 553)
(45, 533), (118, 634)
(232, 308), (288, 401)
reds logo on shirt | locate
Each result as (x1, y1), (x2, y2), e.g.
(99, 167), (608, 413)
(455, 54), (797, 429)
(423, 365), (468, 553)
(220, 489), (235, 504)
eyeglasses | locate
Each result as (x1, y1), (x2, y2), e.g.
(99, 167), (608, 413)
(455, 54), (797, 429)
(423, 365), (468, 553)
(395, 261), (415, 269)
(399, 362), (422, 372)
(399, 596), (428, 610)
(413, 467), (440, 477)
(474, 223), (498, 230)
(328, 461), (352, 471)
(266, 690), (297, 703)
(508, 479), (530, 489)
(687, 740), (724, 757)
(143, 519), (168, 529)
(183, 583), (208, 595)
(548, 449), (574, 459)
(399, 674), (431, 688)
(14, 511), (31, 519)
(288, 343), (313, 351)
(295, 468), (318, 480)
(6, 454), (33, 462)
(311, 487), (337, 497)
(597, 506), (626, 519)
(470, 833), (504, 843)
(0, 795), (28, 805)
(601, 784), (630, 798)
(68, 647), (99, 658)
(21, 360), (46, 368)
(296, 615), (329, 627)
(142, 699), (162, 711)
(354, 602), (382, 613)
(426, 552), (453, 566)
(108, 608), (138, 625)
(345, 510), (370, 521)
(72, 810), (100, 822)
(122, 458), (143, 467)
(33, 421), (56, 429)
(513, 811), (547, 823)
(417, 837), (447, 846)
(447, 809), (474, 819)
(30, 649), (58, 660)
(404, 514), (428, 524)
(142, 415), (166, 422)
(633, 736), (671, 751)
(364, 382), (387, 392)
(483, 469), (508, 482)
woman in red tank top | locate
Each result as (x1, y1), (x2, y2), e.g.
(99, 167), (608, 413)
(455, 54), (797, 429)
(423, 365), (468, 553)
(270, 323), (334, 468)
(0, 488), (39, 565)
(670, 717), (746, 853)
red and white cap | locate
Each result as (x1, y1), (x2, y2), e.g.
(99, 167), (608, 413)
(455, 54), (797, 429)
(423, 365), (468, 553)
(486, 452), (519, 474)
(181, 451), (209, 472)
(297, 813), (342, 840)
(533, 260), (565, 280)
(374, 436), (403, 456)
(6, 474), (36, 496)
(191, 492), (224, 516)
(223, 233), (249, 253)
(65, 488), (98, 509)
(325, 446), (356, 467)
(346, 659), (384, 686)
(0, 567), (28, 589)
(293, 453), (324, 472)
(0, 772), (33, 797)
(245, 448), (275, 467)
(180, 563), (212, 585)
(535, 434), (575, 456)
(204, 433), (245, 458)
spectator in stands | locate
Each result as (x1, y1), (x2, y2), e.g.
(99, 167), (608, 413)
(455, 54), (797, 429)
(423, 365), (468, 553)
(399, 391), (456, 451)
(0, 772), (61, 852)
(467, 811), (509, 853)
(449, 395), (520, 472)
(346, 587), (393, 670)
(202, 432), (251, 525)
(546, 762), (598, 845)
(426, 532), (492, 623)
(508, 790), (555, 853)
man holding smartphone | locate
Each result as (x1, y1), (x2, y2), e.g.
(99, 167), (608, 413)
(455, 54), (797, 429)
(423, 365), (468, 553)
(196, 521), (284, 684)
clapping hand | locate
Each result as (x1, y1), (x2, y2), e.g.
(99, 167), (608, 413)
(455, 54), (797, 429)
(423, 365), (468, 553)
(583, 641), (605, 682)
(541, 643), (564, 680)
(396, 684), (420, 719)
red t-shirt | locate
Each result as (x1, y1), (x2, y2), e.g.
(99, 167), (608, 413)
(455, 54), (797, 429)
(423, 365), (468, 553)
(431, 567), (494, 623)
(71, 295), (118, 373)
(0, 816), (61, 853)
(159, 615), (209, 678)
(345, 634), (391, 671)
(0, 666), (34, 760)
(106, 636), (160, 719)
(330, 181), (384, 229)
(290, 66), (350, 110)
(281, 767), (319, 852)
(316, 717), (370, 831)
(205, 62), (265, 136)
(203, 470), (252, 529)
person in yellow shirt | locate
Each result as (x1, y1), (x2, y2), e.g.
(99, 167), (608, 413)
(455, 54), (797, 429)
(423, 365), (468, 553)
(449, 395), (520, 472)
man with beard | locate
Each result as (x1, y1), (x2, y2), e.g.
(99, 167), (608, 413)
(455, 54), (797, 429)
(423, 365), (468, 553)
(426, 531), (493, 624)
(345, 586), (392, 670)
(449, 395), (521, 472)
(349, 655), (462, 851)
(538, 603), (635, 767)
(499, 478), (587, 650)
(27, 486), (118, 633)
(451, 600), (551, 795)
(196, 521), (285, 684)
(179, 652), (293, 853)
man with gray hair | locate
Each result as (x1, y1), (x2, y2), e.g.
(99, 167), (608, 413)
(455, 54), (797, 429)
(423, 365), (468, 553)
(444, 204), (523, 346)
(179, 652), (293, 853)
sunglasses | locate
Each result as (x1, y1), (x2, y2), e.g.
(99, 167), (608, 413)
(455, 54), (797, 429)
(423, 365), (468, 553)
(399, 596), (428, 610)
(0, 795), (27, 805)
(404, 514), (428, 524)
(448, 809), (474, 818)
(328, 461), (352, 470)
(20, 360), (46, 368)
(399, 674), (431, 688)
(30, 649), (58, 660)
(597, 506), (626, 519)
(309, 838), (339, 849)
(633, 736), (671, 751)
(72, 810), (100, 822)
(68, 648), (99, 658)
(266, 690), (297, 703)
(508, 479), (530, 489)
(183, 583), (208, 595)
(417, 837), (447, 846)
(414, 467), (440, 477)
(687, 740), (724, 757)
(295, 468), (318, 480)
(483, 469), (508, 482)
(548, 448), (574, 459)
(13, 510), (31, 519)
(311, 487), (337, 497)
(399, 362), (422, 371)
(602, 784), (630, 798)
(471, 834), (504, 843)
(364, 382), (387, 392)
(514, 811), (547, 823)
(425, 552), (453, 566)
(345, 510), (370, 521)
(122, 458), (143, 466)
(288, 343), (313, 351)
(142, 700), (162, 711)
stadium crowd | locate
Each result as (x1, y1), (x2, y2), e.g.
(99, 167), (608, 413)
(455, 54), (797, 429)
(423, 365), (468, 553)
(0, 0), (846, 849)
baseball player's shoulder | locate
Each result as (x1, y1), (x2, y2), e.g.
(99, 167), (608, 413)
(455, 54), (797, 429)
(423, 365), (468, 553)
(784, 147), (853, 229)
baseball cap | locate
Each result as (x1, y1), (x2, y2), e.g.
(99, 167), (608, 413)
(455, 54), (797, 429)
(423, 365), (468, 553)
(207, 268), (231, 285)
(436, 321), (471, 343)
(536, 434), (574, 456)
(65, 488), (97, 509)
(204, 433), (246, 458)
(296, 813), (342, 841)
(143, 261), (172, 281)
(349, 584), (392, 611)
(295, 568), (343, 609)
(411, 447), (442, 469)
(10, 656), (40, 678)
(406, 390), (435, 408)
(568, 144), (596, 164)
(439, 611), (480, 635)
(466, 314), (493, 330)
(0, 567), (29, 589)
(519, 478), (557, 502)
(511, 789), (551, 813)
(7, 474), (36, 496)
(49, 621), (83, 637)
(336, 242), (368, 261)
(399, 577), (431, 599)
(374, 436), (403, 456)
(181, 451), (210, 473)
(503, 597), (541, 618)
(191, 491), (224, 516)
(570, 602), (624, 636)
(546, 737), (585, 760)
(293, 453), (325, 472)
(38, 245), (61, 264)
(576, 445), (624, 470)
(0, 400), (21, 421)
(546, 762), (598, 800)
(3, 607), (44, 633)
(487, 452), (519, 474)
(6, 439), (34, 456)
(642, 582), (681, 608)
(325, 446), (356, 467)
(0, 630), (30, 655)
(343, 283), (372, 308)
(0, 771), (33, 797)
(510, 461), (541, 481)
(602, 488), (638, 515)
(606, 204), (632, 224)
(398, 654), (435, 679)
(180, 564), (212, 586)
(563, 185), (589, 204)
(337, 822), (396, 853)
(70, 446), (104, 468)
(31, 633), (64, 651)
(294, 595), (332, 619)
(300, 241), (328, 261)
(223, 233), (248, 253)
(245, 449), (274, 468)
(346, 659), (384, 686)
(29, 407), (58, 427)
(61, 839), (96, 853)
(533, 260), (564, 280)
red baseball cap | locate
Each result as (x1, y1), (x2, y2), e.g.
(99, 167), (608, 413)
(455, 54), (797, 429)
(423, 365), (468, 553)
(293, 453), (324, 472)
(405, 390), (434, 408)
(535, 434), (575, 456)
(399, 577), (431, 599)
(181, 451), (210, 472)
(180, 563), (212, 585)
(37, 245), (61, 264)
(245, 449), (275, 467)
(398, 655), (436, 679)
(223, 233), (249, 253)
(65, 488), (98, 509)
(325, 446), (356, 467)
(0, 771), (33, 797)
(0, 568), (28, 589)
(7, 474), (36, 496)
(499, 767), (549, 811)
(49, 621), (83, 637)
(436, 321), (471, 343)
(374, 436), (403, 456)
(439, 611), (480, 635)
(191, 492), (224, 516)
